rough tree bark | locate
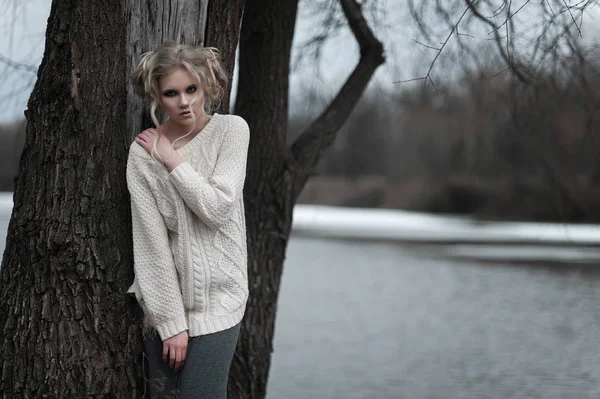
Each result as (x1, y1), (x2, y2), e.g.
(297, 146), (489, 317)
(0, 0), (382, 397)
(0, 0), (244, 397)
(0, 0), (135, 396)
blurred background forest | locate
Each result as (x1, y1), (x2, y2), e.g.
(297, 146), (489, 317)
(2, 0), (600, 223)
(292, 50), (600, 222)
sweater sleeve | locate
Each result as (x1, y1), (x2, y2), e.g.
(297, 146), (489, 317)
(168, 116), (249, 229)
(127, 153), (188, 340)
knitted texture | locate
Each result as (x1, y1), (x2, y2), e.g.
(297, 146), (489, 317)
(127, 114), (250, 340)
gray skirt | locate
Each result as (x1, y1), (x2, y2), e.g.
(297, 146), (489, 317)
(143, 323), (241, 399)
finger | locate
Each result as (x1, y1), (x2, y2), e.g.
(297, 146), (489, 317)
(180, 343), (187, 365)
(135, 137), (150, 150)
(169, 346), (176, 370)
(175, 348), (183, 372)
(162, 342), (168, 364)
(135, 134), (147, 144)
(178, 346), (187, 371)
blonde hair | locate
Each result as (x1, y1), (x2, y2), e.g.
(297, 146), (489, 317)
(131, 41), (228, 160)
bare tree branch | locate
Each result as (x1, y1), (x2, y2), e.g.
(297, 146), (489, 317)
(289, 0), (384, 200)
(406, 0), (599, 88)
(0, 54), (37, 74)
(425, 4), (471, 89)
(292, 0), (345, 77)
(465, 0), (530, 82)
(562, 0), (583, 37)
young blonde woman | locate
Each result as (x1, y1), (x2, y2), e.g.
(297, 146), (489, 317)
(126, 41), (249, 398)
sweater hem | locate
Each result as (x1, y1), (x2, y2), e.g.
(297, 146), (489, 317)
(187, 308), (245, 337)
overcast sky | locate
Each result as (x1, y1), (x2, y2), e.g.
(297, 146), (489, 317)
(1, 0), (599, 123)
(0, 0), (49, 122)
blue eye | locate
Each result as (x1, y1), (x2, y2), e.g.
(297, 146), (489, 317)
(163, 91), (176, 97)
(187, 86), (197, 93)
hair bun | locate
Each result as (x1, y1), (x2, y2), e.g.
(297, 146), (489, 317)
(131, 51), (155, 98)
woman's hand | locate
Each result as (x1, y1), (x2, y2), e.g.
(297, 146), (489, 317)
(135, 128), (183, 172)
(135, 128), (171, 160)
(163, 330), (189, 372)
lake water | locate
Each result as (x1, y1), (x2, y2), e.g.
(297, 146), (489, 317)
(2, 197), (600, 398)
(267, 237), (600, 399)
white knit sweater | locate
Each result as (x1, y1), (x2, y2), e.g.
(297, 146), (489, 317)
(126, 113), (249, 340)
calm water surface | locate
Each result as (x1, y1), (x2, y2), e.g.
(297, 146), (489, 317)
(267, 237), (600, 399)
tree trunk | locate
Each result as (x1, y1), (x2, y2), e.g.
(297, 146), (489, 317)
(0, 0), (243, 397)
(232, 0), (384, 396)
(0, 0), (138, 396)
(231, 0), (299, 397)
(205, 0), (246, 114)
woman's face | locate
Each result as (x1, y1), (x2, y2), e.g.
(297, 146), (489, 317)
(158, 67), (206, 123)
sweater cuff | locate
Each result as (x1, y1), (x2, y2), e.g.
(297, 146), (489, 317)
(169, 161), (203, 186)
(155, 315), (189, 341)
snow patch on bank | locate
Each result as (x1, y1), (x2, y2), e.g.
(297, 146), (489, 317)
(292, 205), (600, 245)
(3, 192), (600, 263)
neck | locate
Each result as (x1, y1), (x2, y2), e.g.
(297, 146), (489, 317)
(164, 112), (211, 140)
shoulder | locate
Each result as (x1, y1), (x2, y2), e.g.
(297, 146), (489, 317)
(128, 140), (155, 164)
(127, 141), (157, 180)
(216, 114), (249, 142)
(218, 115), (250, 151)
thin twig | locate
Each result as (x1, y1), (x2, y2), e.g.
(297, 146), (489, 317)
(393, 77), (427, 84)
(561, 0), (583, 38)
(422, 4), (471, 90)
(0, 54), (37, 74)
(412, 39), (441, 51)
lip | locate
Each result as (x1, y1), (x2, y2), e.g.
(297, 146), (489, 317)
(180, 110), (192, 117)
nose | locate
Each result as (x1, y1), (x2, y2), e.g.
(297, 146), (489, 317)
(179, 94), (189, 108)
